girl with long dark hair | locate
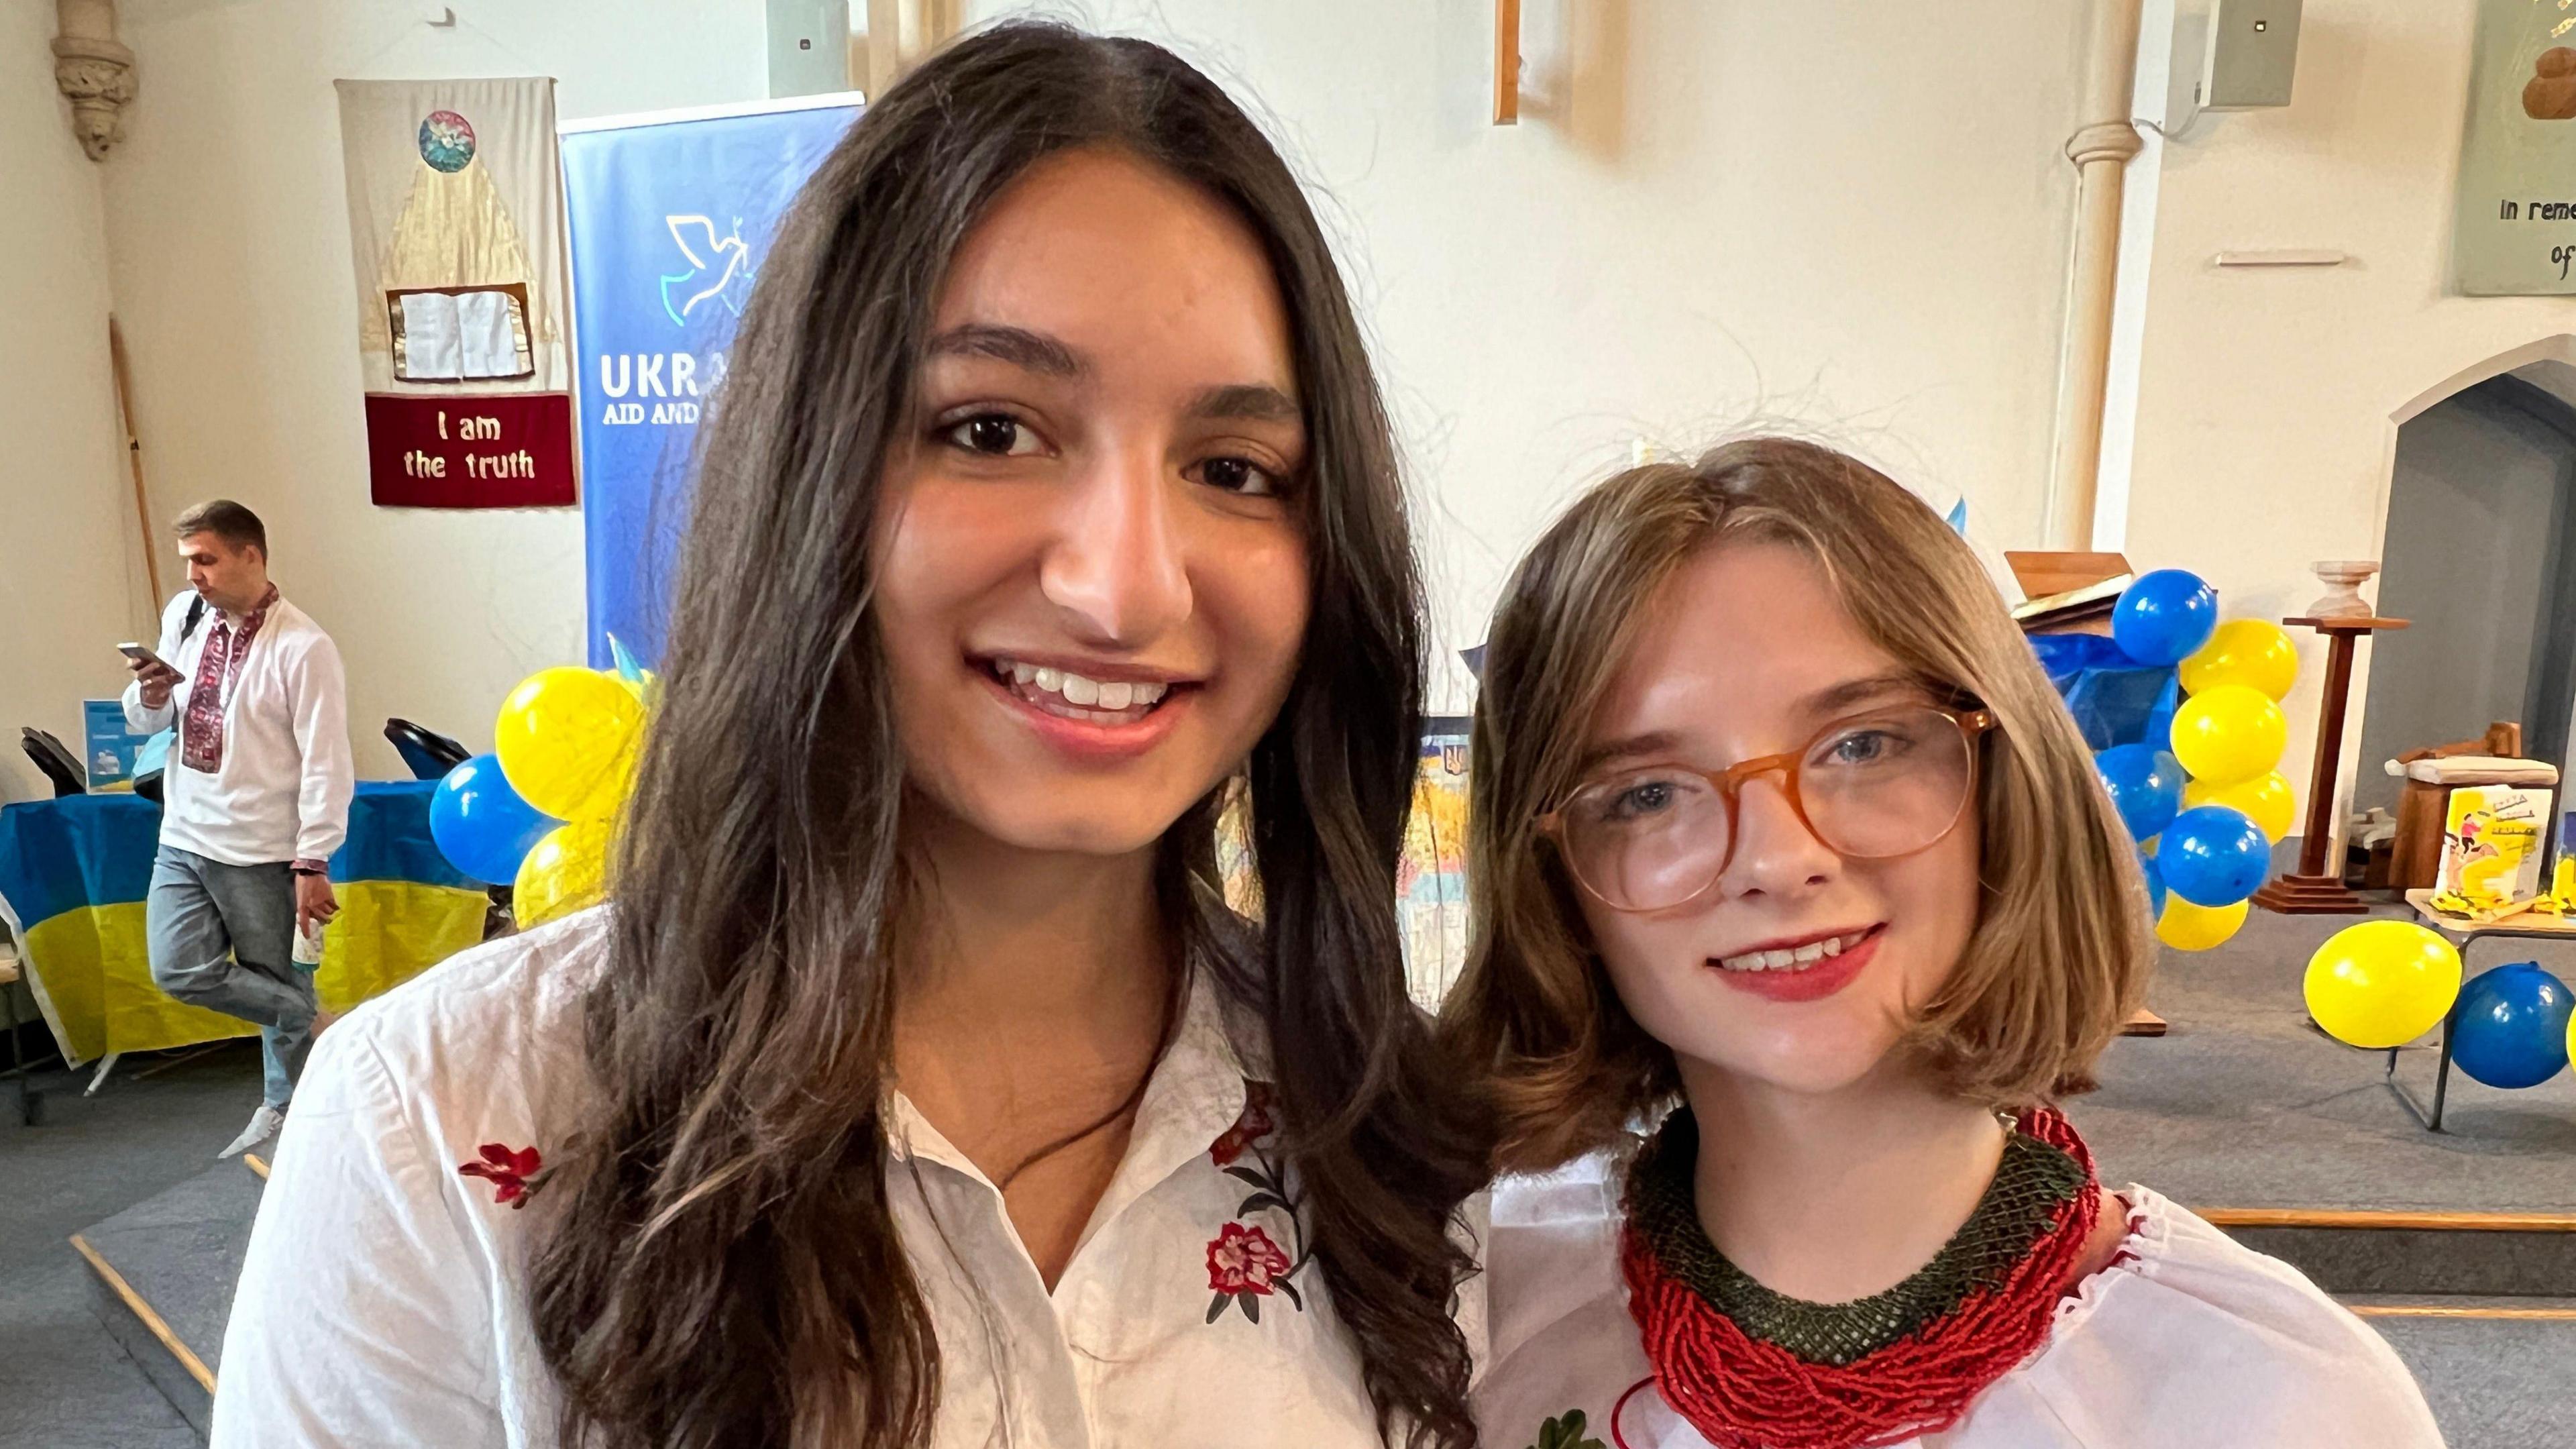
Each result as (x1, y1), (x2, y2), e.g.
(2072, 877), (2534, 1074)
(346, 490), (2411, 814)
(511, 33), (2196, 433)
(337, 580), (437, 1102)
(213, 25), (1483, 1448)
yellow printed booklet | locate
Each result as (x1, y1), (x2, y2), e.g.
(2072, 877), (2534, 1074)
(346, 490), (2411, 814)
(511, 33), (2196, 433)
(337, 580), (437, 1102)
(2430, 785), (2554, 921)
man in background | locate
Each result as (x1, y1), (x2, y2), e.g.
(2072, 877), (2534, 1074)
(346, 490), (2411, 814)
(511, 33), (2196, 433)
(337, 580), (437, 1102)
(123, 500), (353, 1157)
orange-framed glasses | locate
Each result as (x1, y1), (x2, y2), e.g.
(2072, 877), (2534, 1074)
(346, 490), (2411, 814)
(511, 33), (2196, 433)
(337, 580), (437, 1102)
(1538, 704), (1997, 913)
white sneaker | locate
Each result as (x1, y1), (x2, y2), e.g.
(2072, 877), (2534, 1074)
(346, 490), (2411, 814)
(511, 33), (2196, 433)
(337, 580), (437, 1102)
(219, 1102), (286, 1159)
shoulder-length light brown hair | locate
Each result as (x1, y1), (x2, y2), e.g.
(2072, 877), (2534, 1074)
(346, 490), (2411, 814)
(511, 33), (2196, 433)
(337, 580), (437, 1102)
(1440, 437), (2151, 1173)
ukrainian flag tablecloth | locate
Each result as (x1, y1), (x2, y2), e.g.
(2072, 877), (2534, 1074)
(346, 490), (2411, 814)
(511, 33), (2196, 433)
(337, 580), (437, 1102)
(0, 782), (486, 1065)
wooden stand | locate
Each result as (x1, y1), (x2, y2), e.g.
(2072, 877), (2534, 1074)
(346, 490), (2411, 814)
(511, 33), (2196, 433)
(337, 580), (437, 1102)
(2250, 616), (2410, 914)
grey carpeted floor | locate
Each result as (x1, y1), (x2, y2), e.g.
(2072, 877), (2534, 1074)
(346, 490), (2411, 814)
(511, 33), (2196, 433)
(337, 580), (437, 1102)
(2372, 1311), (2573, 1449)
(2074, 901), (2576, 1447)
(0, 1036), (265, 1449)
(2076, 900), (2576, 1212)
(7, 905), (2573, 1447)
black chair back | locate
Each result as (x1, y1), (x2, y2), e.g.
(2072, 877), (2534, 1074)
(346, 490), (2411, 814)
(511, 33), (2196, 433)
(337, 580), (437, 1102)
(384, 718), (472, 781)
(19, 730), (85, 798)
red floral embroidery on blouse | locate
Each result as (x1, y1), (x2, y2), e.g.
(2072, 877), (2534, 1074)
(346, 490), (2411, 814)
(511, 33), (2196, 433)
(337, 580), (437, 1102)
(1204, 1081), (1309, 1324)
(458, 1142), (544, 1209)
(1207, 1221), (1292, 1295)
(1210, 1081), (1276, 1167)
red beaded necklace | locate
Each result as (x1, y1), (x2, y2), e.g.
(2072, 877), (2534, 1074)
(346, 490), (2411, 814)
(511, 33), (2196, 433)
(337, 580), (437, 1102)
(1616, 1108), (2101, 1449)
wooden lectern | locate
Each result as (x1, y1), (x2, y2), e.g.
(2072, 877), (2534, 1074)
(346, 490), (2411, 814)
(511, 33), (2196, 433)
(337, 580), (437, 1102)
(2249, 615), (2411, 914)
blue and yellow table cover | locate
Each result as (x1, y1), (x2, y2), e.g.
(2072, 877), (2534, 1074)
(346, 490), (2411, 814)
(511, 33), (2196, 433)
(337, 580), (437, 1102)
(0, 782), (486, 1065)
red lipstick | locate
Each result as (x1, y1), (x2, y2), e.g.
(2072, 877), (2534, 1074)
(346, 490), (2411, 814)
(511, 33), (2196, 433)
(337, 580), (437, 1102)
(1709, 926), (1882, 1004)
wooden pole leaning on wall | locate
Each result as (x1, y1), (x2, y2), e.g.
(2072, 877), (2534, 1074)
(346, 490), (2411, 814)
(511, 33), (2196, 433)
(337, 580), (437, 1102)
(2043, 0), (2147, 551)
(1493, 0), (1521, 124)
(107, 317), (164, 608)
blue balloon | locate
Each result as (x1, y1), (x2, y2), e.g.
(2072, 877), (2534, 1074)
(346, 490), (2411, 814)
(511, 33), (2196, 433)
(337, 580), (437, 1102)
(2096, 744), (2186, 841)
(2141, 853), (2168, 918)
(2111, 569), (2219, 667)
(2159, 804), (2269, 906)
(2451, 963), (2573, 1089)
(429, 753), (559, 887)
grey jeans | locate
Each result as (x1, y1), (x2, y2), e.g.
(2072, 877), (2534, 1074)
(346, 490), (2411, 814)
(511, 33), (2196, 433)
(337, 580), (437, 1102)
(146, 845), (315, 1108)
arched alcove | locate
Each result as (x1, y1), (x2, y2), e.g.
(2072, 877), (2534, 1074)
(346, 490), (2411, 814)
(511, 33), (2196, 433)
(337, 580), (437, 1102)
(2357, 341), (2576, 834)
(2388, 333), (2576, 427)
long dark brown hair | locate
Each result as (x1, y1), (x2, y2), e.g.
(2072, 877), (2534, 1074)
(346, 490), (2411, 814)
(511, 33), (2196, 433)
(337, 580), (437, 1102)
(527, 23), (1484, 1449)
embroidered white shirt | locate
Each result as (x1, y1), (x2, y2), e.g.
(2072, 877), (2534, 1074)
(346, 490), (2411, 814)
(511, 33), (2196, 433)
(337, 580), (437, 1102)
(211, 909), (1401, 1448)
(1475, 1155), (2446, 1449)
(120, 588), (353, 867)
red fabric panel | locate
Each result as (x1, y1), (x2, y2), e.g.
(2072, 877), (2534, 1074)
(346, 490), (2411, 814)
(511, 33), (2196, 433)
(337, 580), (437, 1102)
(364, 392), (576, 508)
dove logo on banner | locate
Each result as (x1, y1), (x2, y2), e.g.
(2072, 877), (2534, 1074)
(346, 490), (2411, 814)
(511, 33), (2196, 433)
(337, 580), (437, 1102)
(564, 95), (860, 669)
(659, 215), (753, 325)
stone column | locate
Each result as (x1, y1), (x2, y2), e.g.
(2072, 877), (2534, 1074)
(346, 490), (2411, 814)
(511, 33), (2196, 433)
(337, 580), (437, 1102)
(2043, 0), (2147, 550)
(54, 0), (136, 162)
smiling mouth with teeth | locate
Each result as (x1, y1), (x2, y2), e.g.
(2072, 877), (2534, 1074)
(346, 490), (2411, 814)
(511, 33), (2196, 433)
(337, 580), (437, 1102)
(987, 657), (1179, 724)
(1714, 928), (1877, 973)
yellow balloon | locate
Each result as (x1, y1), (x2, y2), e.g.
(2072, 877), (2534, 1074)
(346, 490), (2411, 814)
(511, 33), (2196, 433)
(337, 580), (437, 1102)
(2167, 684), (2287, 787)
(515, 818), (614, 928)
(2157, 897), (2247, 951)
(2303, 920), (2462, 1049)
(2180, 619), (2299, 702)
(495, 667), (645, 822)
(2182, 771), (2296, 843)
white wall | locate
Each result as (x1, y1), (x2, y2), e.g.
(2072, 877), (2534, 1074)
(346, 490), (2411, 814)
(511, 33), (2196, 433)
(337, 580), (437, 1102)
(76, 0), (2095, 750)
(0, 3), (156, 803)
(2119, 0), (2576, 846)
(972, 1), (2091, 709)
(50, 0), (2576, 849)
(97, 0), (767, 775)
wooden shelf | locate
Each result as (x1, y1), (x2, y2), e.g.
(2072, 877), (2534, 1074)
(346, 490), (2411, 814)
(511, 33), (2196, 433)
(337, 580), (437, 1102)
(2281, 616), (2409, 633)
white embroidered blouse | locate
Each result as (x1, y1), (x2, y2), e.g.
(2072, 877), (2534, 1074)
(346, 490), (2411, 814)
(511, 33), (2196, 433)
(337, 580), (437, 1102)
(1475, 1155), (2447, 1449)
(213, 909), (1433, 1448)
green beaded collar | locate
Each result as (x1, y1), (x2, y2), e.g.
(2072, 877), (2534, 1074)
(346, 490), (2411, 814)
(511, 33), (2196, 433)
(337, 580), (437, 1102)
(1623, 1108), (2089, 1366)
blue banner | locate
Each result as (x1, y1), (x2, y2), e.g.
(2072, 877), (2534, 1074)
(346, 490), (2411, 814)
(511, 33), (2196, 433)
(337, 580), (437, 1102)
(562, 97), (860, 669)
(82, 700), (156, 790)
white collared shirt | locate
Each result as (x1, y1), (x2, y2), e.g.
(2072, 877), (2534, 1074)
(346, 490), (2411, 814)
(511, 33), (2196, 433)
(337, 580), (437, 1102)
(212, 909), (1405, 1448)
(121, 588), (353, 867)
(1475, 1154), (2446, 1449)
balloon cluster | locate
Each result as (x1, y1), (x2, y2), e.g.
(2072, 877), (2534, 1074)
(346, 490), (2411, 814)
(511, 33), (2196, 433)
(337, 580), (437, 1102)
(2305, 922), (2576, 1087)
(428, 661), (649, 929)
(2088, 570), (2298, 952)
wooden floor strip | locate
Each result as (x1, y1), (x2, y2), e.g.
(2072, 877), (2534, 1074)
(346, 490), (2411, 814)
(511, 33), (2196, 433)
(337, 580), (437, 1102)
(2351, 1304), (2576, 1321)
(2199, 1208), (2576, 1232)
(68, 1233), (215, 1393)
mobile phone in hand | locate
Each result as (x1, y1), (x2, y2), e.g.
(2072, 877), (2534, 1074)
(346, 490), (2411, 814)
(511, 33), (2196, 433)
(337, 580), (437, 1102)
(119, 642), (176, 676)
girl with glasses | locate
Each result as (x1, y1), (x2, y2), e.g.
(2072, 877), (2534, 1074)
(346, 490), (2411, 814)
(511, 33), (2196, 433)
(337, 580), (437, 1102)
(1444, 439), (2438, 1448)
